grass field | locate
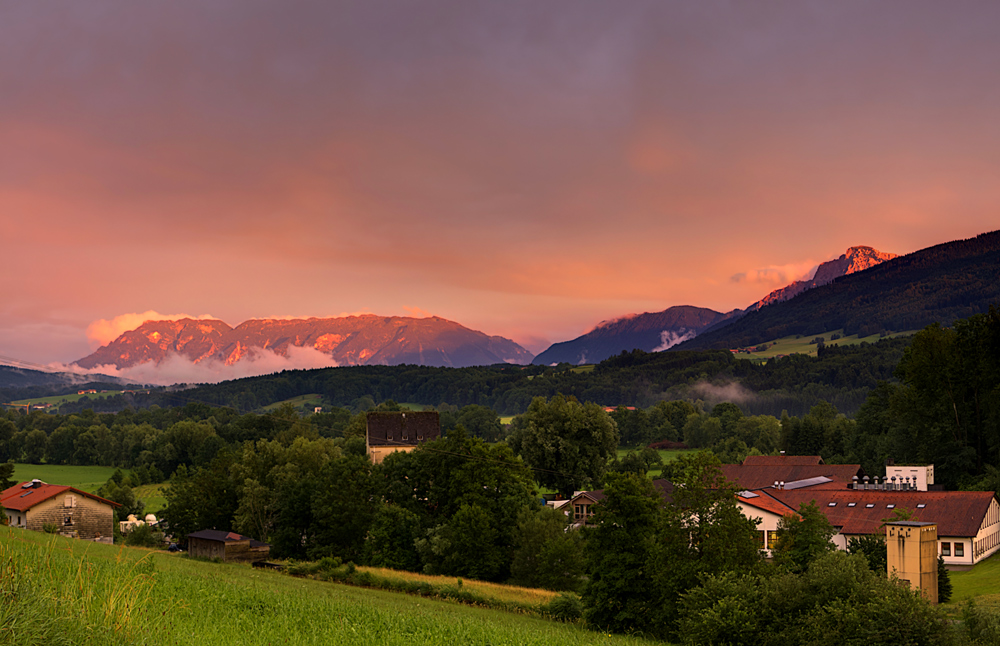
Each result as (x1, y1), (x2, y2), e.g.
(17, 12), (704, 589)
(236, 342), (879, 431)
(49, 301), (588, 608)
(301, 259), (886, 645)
(357, 566), (559, 608)
(615, 447), (692, 478)
(946, 552), (1000, 608)
(1, 527), (664, 646)
(259, 393), (326, 412)
(732, 328), (916, 362)
(11, 463), (122, 493)
(133, 483), (168, 514)
(3, 390), (141, 414)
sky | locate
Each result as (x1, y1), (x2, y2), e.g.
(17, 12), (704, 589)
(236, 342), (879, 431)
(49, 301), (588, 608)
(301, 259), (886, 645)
(2, 0), (1000, 367)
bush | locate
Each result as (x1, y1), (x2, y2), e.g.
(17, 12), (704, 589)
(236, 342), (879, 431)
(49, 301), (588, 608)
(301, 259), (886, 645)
(123, 523), (165, 548)
(42, 523), (58, 534)
(545, 594), (583, 622)
(961, 599), (1000, 644)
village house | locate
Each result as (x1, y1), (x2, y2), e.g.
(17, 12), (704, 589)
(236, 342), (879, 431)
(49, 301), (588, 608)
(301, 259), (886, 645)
(573, 455), (1000, 567)
(1, 479), (119, 542)
(365, 411), (441, 464)
(186, 529), (271, 563)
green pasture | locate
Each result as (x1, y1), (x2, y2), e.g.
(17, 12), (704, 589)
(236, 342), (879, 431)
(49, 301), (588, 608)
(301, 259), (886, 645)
(11, 463), (122, 493)
(732, 328), (917, 362)
(133, 483), (167, 515)
(1, 528), (663, 646)
(569, 365), (596, 374)
(259, 393), (327, 412)
(4, 390), (128, 413)
(945, 552), (1000, 608)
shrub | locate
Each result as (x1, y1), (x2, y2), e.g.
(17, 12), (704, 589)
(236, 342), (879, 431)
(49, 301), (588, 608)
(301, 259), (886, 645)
(545, 594), (583, 622)
(123, 523), (165, 548)
(42, 523), (58, 534)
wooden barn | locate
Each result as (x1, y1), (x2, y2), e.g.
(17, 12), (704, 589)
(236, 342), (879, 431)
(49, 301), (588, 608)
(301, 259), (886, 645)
(186, 529), (271, 563)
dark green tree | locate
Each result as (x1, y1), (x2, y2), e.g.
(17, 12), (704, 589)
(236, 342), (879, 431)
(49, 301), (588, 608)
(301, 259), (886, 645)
(308, 453), (375, 562)
(0, 459), (14, 489)
(508, 395), (619, 498)
(647, 451), (762, 638)
(773, 501), (837, 573)
(363, 504), (422, 571)
(581, 472), (661, 633)
(510, 505), (585, 592)
(938, 555), (953, 603)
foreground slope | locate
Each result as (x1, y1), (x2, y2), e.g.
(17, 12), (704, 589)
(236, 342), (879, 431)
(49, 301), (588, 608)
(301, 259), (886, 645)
(681, 229), (1000, 350)
(1, 527), (659, 646)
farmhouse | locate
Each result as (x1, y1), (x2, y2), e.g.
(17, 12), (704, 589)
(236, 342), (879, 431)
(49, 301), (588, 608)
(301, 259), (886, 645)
(365, 411), (441, 464)
(567, 479), (675, 528)
(1, 479), (119, 542)
(186, 529), (271, 563)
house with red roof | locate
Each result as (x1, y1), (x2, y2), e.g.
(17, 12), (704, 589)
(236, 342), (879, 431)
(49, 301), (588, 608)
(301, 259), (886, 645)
(1, 479), (120, 542)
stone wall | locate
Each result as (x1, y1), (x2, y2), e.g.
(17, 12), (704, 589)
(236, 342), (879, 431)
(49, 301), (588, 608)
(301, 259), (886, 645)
(25, 493), (114, 540)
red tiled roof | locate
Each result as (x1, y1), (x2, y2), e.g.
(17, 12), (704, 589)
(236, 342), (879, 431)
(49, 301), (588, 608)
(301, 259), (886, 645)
(738, 492), (799, 518)
(1, 481), (121, 512)
(720, 463), (863, 491)
(766, 489), (995, 538)
(742, 455), (824, 466)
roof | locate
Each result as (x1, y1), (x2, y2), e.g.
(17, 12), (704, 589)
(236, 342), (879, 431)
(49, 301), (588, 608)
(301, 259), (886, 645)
(742, 455), (824, 466)
(570, 478), (675, 507)
(1, 481), (121, 512)
(738, 491), (799, 518)
(763, 489), (996, 537)
(187, 529), (264, 543)
(366, 411), (441, 447)
(720, 463), (863, 491)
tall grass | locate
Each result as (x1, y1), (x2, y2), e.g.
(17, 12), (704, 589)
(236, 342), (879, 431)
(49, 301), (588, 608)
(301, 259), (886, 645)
(1, 529), (661, 646)
(0, 534), (158, 645)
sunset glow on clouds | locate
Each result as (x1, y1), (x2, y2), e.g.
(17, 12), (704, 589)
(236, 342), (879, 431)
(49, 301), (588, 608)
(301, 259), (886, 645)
(2, 1), (1000, 364)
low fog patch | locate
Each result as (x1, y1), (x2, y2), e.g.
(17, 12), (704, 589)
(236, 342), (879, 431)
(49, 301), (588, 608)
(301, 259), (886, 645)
(53, 346), (338, 386)
(652, 328), (696, 352)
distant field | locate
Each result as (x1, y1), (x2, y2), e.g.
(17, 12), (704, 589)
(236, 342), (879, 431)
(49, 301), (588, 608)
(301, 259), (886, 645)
(2, 528), (662, 646)
(569, 365), (595, 373)
(357, 566), (559, 608)
(260, 393), (326, 412)
(4, 390), (129, 413)
(11, 463), (121, 492)
(134, 483), (167, 515)
(733, 328), (917, 362)
(616, 447), (692, 478)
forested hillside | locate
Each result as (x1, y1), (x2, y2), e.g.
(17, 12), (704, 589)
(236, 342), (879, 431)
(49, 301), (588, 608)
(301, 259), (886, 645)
(681, 229), (1000, 350)
(99, 338), (907, 417)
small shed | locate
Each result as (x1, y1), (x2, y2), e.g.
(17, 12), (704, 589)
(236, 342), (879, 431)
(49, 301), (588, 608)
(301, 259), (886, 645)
(186, 529), (270, 563)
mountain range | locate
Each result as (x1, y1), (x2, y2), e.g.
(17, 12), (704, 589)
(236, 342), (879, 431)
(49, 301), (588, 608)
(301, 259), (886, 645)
(65, 231), (1000, 378)
(532, 245), (898, 365)
(74, 315), (533, 370)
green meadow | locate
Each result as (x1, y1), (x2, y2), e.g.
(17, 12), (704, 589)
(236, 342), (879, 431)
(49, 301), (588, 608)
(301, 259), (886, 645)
(0, 527), (663, 646)
(733, 328), (917, 362)
(946, 552), (1000, 608)
(4, 390), (130, 413)
(259, 393), (327, 412)
(10, 463), (122, 493)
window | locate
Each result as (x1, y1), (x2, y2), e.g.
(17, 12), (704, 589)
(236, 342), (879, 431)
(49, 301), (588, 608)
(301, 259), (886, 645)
(847, 502), (857, 507)
(866, 504), (875, 508)
(917, 504), (926, 509)
(887, 504), (895, 509)
(767, 531), (779, 550)
(574, 505), (582, 518)
(828, 502), (837, 507)
(955, 542), (965, 558)
(942, 542), (951, 556)
(402, 434), (408, 441)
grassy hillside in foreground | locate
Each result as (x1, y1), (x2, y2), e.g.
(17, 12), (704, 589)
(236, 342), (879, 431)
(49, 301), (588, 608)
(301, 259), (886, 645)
(1, 528), (664, 646)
